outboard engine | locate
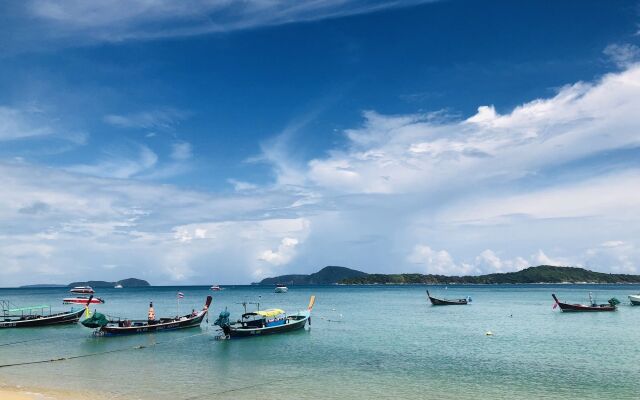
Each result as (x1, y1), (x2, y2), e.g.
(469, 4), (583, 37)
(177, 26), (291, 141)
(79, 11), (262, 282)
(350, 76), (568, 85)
(214, 309), (231, 336)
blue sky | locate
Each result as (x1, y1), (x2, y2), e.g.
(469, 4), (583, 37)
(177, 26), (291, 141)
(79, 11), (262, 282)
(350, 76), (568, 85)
(1, 0), (640, 286)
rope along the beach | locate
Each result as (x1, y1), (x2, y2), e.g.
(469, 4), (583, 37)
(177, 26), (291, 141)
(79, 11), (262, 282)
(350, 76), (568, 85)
(183, 373), (310, 399)
(0, 331), (209, 369)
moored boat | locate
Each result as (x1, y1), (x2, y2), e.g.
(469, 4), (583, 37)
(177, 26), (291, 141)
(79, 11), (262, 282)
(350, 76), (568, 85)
(82, 296), (212, 336)
(210, 285), (222, 291)
(63, 296), (105, 305)
(274, 284), (288, 293)
(70, 286), (94, 294)
(426, 290), (470, 305)
(629, 294), (640, 306)
(214, 296), (315, 339)
(0, 300), (86, 329)
(114, 284), (123, 289)
(552, 293), (619, 312)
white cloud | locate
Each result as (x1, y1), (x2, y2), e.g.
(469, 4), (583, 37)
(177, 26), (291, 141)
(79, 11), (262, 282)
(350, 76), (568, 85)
(65, 145), (158, 179)
(0, 105), (87, 144)
(260, 237), (300, 266)
(604, 43), (640, 68)
(171, 142), (192, 161)
(408, 244), (474, 275)
(4, 62), (640, 285)
(21, 0), (434, 44)
(585, 241), (637, 274)
(104, 109), (188, 130)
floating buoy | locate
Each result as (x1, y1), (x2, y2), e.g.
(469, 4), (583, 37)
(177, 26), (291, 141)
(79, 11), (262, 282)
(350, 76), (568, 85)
(485, 331), (493, 336)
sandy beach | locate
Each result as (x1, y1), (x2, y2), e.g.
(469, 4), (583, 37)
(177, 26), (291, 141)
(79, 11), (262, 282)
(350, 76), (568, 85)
(0, 385), (100, 400)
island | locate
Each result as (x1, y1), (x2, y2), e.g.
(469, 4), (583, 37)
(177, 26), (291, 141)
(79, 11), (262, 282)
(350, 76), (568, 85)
(257, 266), (368, 285)
(67, 278), (150, 288)
(257, 265), (640, 285)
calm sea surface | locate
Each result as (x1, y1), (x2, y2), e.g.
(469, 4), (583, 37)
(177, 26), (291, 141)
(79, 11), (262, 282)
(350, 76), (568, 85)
(1, 285), (640, 399)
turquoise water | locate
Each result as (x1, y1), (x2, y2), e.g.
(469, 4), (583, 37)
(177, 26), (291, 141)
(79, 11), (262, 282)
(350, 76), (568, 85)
(1, 285), (640, 399)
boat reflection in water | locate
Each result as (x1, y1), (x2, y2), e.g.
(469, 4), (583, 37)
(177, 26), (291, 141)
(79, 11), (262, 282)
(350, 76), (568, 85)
(215, 295), (314, 339)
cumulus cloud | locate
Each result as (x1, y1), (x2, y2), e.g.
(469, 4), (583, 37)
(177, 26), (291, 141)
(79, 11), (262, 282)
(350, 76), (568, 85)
(307, 65), (640, 195)
(4, 62), (640, 285)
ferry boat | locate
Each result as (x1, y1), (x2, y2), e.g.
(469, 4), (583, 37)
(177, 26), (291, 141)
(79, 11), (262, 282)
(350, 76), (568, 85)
(63, 296), (105, 305)
(70, 286), (94, 294)
(214, 296), (314, 339)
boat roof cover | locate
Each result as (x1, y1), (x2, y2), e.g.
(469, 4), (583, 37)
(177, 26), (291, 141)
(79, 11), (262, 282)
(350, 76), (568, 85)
(254, 309), (285, 317)
(8, 305), (50, 312)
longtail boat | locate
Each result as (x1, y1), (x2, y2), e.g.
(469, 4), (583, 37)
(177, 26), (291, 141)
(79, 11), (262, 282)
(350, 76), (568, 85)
(426, 290), (470, 305)
(82, 296), (212, 336)
(552, 293), (619, 312)
(0, 299), (86, 328)
(214, 295), (314, 339)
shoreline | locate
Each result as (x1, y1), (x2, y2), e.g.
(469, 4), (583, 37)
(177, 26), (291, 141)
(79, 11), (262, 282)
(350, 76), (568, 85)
(0, 382), (108, 400)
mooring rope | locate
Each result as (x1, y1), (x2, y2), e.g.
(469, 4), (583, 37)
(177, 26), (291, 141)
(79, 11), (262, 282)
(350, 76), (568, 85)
(183, 373), (309, 399)
(0, 331), (210, 369)
(0, 338), (47, 347)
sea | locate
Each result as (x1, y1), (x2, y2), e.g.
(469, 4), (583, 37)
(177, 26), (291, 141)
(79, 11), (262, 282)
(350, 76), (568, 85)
(1, 284), (639, 399)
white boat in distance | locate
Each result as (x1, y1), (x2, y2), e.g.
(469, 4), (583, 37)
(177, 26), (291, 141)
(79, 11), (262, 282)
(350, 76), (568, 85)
(70, 286), (94, 294)
(210, 285), (222, 291)
(275, 284), (288, 293)
(114, 284), (123, 289)
(629, 294), (640, 305)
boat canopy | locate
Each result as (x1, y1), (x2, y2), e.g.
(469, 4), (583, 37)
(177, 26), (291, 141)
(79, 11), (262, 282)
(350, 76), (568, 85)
(7, 305), (50, 312)
(242, 308), (284, 318)
(256, 309), (285, 317)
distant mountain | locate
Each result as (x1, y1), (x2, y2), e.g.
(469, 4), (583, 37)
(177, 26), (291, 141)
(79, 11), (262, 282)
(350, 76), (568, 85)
(20, 284), (67, 288)
(258, 266), (368, 285)
(68, 278), (150, 288)
(339, 265), (640, 285)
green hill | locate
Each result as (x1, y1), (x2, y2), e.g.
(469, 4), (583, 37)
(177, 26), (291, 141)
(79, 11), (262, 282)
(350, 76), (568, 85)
(68, 278), (150, 288)
(339, 265), (640, 284)
(258, 266), (368, 285)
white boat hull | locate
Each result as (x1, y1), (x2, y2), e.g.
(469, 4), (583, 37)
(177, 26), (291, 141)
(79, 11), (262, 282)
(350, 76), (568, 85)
(629, 294), (640, 305)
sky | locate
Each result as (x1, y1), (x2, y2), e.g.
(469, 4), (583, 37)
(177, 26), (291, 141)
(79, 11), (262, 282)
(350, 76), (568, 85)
(1, 0), (640, 286)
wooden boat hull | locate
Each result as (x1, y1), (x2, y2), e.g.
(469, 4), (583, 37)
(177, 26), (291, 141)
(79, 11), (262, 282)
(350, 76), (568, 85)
(222, 313), (309, 338)
(552, 294), (616, 312)
(0, 308), (85, 329)
(94, 296), (212, 336)
(427, 290), (468, 305)
(98, 312), (207, 336)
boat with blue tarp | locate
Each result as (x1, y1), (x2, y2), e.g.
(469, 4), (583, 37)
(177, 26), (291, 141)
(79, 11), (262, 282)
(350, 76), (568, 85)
(215, 296), (314, 339)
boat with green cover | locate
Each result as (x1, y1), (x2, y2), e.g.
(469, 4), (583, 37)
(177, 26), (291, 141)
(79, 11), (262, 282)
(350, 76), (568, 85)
(0, 300), (86, 328)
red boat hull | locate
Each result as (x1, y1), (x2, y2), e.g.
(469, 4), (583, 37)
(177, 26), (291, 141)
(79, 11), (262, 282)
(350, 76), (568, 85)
(63, 298), (104, 304)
